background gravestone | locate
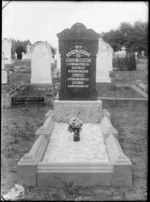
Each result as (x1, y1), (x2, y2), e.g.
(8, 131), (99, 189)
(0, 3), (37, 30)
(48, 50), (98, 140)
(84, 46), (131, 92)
(30, 41), (52, 85)
(96, 38), (113, 83)
(26, 44), (32, 59)
(2, 38), (12, 64)
(57, 23), (100, 100)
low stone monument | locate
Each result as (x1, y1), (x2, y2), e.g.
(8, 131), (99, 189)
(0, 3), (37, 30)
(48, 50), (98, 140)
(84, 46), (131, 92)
(2, 38), (12, 64)
(30, 41), (52, 86)
(96, 38), (113, 83)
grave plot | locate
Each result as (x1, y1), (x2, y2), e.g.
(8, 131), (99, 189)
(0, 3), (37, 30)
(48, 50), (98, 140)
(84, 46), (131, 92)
(17, 23), (132, 188)
(17, 101), (132, 187)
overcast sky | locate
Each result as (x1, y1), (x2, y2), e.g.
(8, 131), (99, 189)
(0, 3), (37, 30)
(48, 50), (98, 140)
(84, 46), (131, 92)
(2, 1), (148, 51)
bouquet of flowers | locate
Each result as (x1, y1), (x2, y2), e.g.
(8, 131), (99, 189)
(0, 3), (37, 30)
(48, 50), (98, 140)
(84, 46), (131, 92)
(68, 117), (83, 134)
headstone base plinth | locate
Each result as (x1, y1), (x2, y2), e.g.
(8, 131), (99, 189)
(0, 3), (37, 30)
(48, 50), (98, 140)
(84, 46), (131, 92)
(96, 77), (111, 83)
(54, 100), (102, 123)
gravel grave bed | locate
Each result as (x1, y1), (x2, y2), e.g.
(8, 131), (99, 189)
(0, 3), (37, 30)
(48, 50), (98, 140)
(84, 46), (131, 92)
(43, 123), (109, 163)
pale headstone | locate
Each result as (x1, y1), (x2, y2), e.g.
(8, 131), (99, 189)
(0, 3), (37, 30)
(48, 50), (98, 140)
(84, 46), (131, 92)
(2, 52), (5, 69)
(15, 52), (17, 59)
(96, 38), (112, 83)
(135, 52), (138, 60)
(22, 52), (26, 60)
(55, 52), (61, 70)
(26, 44), (32, 59)
(121, 46), (126, 57)
(2, 38), (12, 64)
(30, 41), (52, 84)
(141, 50), (145, 57)
(115, 46), (126, 58)
(107, 44), (113, 71)
(2, 70), (8, 84)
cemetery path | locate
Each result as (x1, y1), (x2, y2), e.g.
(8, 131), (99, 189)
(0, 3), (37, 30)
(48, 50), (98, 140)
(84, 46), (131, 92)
(1, 102), (147, 201)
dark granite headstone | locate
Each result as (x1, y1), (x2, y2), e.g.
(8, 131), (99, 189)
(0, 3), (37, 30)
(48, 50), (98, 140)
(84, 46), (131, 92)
(57, 23), (100, 100)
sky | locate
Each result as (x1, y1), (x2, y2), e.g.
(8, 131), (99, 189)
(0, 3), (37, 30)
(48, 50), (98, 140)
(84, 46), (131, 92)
(2, 1), (148, 51)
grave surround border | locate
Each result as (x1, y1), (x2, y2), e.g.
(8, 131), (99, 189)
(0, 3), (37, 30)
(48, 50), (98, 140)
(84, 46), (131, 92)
(17, 100), (132, 187)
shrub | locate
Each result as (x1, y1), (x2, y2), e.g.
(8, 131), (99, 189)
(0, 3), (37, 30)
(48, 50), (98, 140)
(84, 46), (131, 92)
(113, 53), (136, 71)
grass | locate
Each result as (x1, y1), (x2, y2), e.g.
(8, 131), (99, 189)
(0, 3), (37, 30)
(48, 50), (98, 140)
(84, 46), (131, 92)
(1, 59), (148, 200)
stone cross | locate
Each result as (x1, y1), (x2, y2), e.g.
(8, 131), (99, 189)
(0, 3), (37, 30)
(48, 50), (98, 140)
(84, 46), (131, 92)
(135, 52), (138, 60)
(141, 50), (145, 57)
(121, 46), (126, 51)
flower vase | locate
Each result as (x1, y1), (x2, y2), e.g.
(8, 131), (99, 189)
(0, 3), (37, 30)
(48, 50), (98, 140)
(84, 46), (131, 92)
(73, 129), (80, 142)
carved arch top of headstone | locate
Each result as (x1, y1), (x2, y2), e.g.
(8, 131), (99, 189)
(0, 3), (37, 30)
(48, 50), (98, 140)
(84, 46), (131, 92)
(57, 23), (100, 39)
(30, 41), (52, 55)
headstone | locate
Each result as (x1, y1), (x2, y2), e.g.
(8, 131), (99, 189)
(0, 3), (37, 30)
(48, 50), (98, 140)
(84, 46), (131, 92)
(96, 38), (113, 83)
(115, 46), (126, 58)
(2, 38), (12, 64)
(2, 70), (8, 84)
(56, 52), (61, 69)
(120, 46), (126, 57)
(26, 44), (32, 59)
(30, 41), (52, 84)
(22, 52), (26, 60)
(2, 52), (5, 69)
(135, 52), (138, 60)
(15, 52), (17, 59)
(141, 50), (145, 57)
(57, 23), (100, 100)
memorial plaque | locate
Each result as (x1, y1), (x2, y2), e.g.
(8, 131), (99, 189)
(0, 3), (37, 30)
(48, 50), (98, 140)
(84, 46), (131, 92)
(57, 23), (100, 100)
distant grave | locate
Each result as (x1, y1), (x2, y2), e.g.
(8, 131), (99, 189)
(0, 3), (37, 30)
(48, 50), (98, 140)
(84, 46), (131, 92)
(2, 38), (12, 64)
(30, 41), (52, 86)
(96, 38), (113, 83)
(57, 23), (100, 100)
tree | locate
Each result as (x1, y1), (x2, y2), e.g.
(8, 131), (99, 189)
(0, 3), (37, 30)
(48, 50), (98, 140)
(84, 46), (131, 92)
(10, 38), (32, 59)
(101, 21), (148, 54)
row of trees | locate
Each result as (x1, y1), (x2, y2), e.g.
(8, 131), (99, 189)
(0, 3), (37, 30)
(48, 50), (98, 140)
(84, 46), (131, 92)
(101, 21), (148, 55)
(10, 39), (56, 60)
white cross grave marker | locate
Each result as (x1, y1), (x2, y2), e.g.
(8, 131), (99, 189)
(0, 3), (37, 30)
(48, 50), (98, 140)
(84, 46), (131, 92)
(121, 46), (126, 51)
